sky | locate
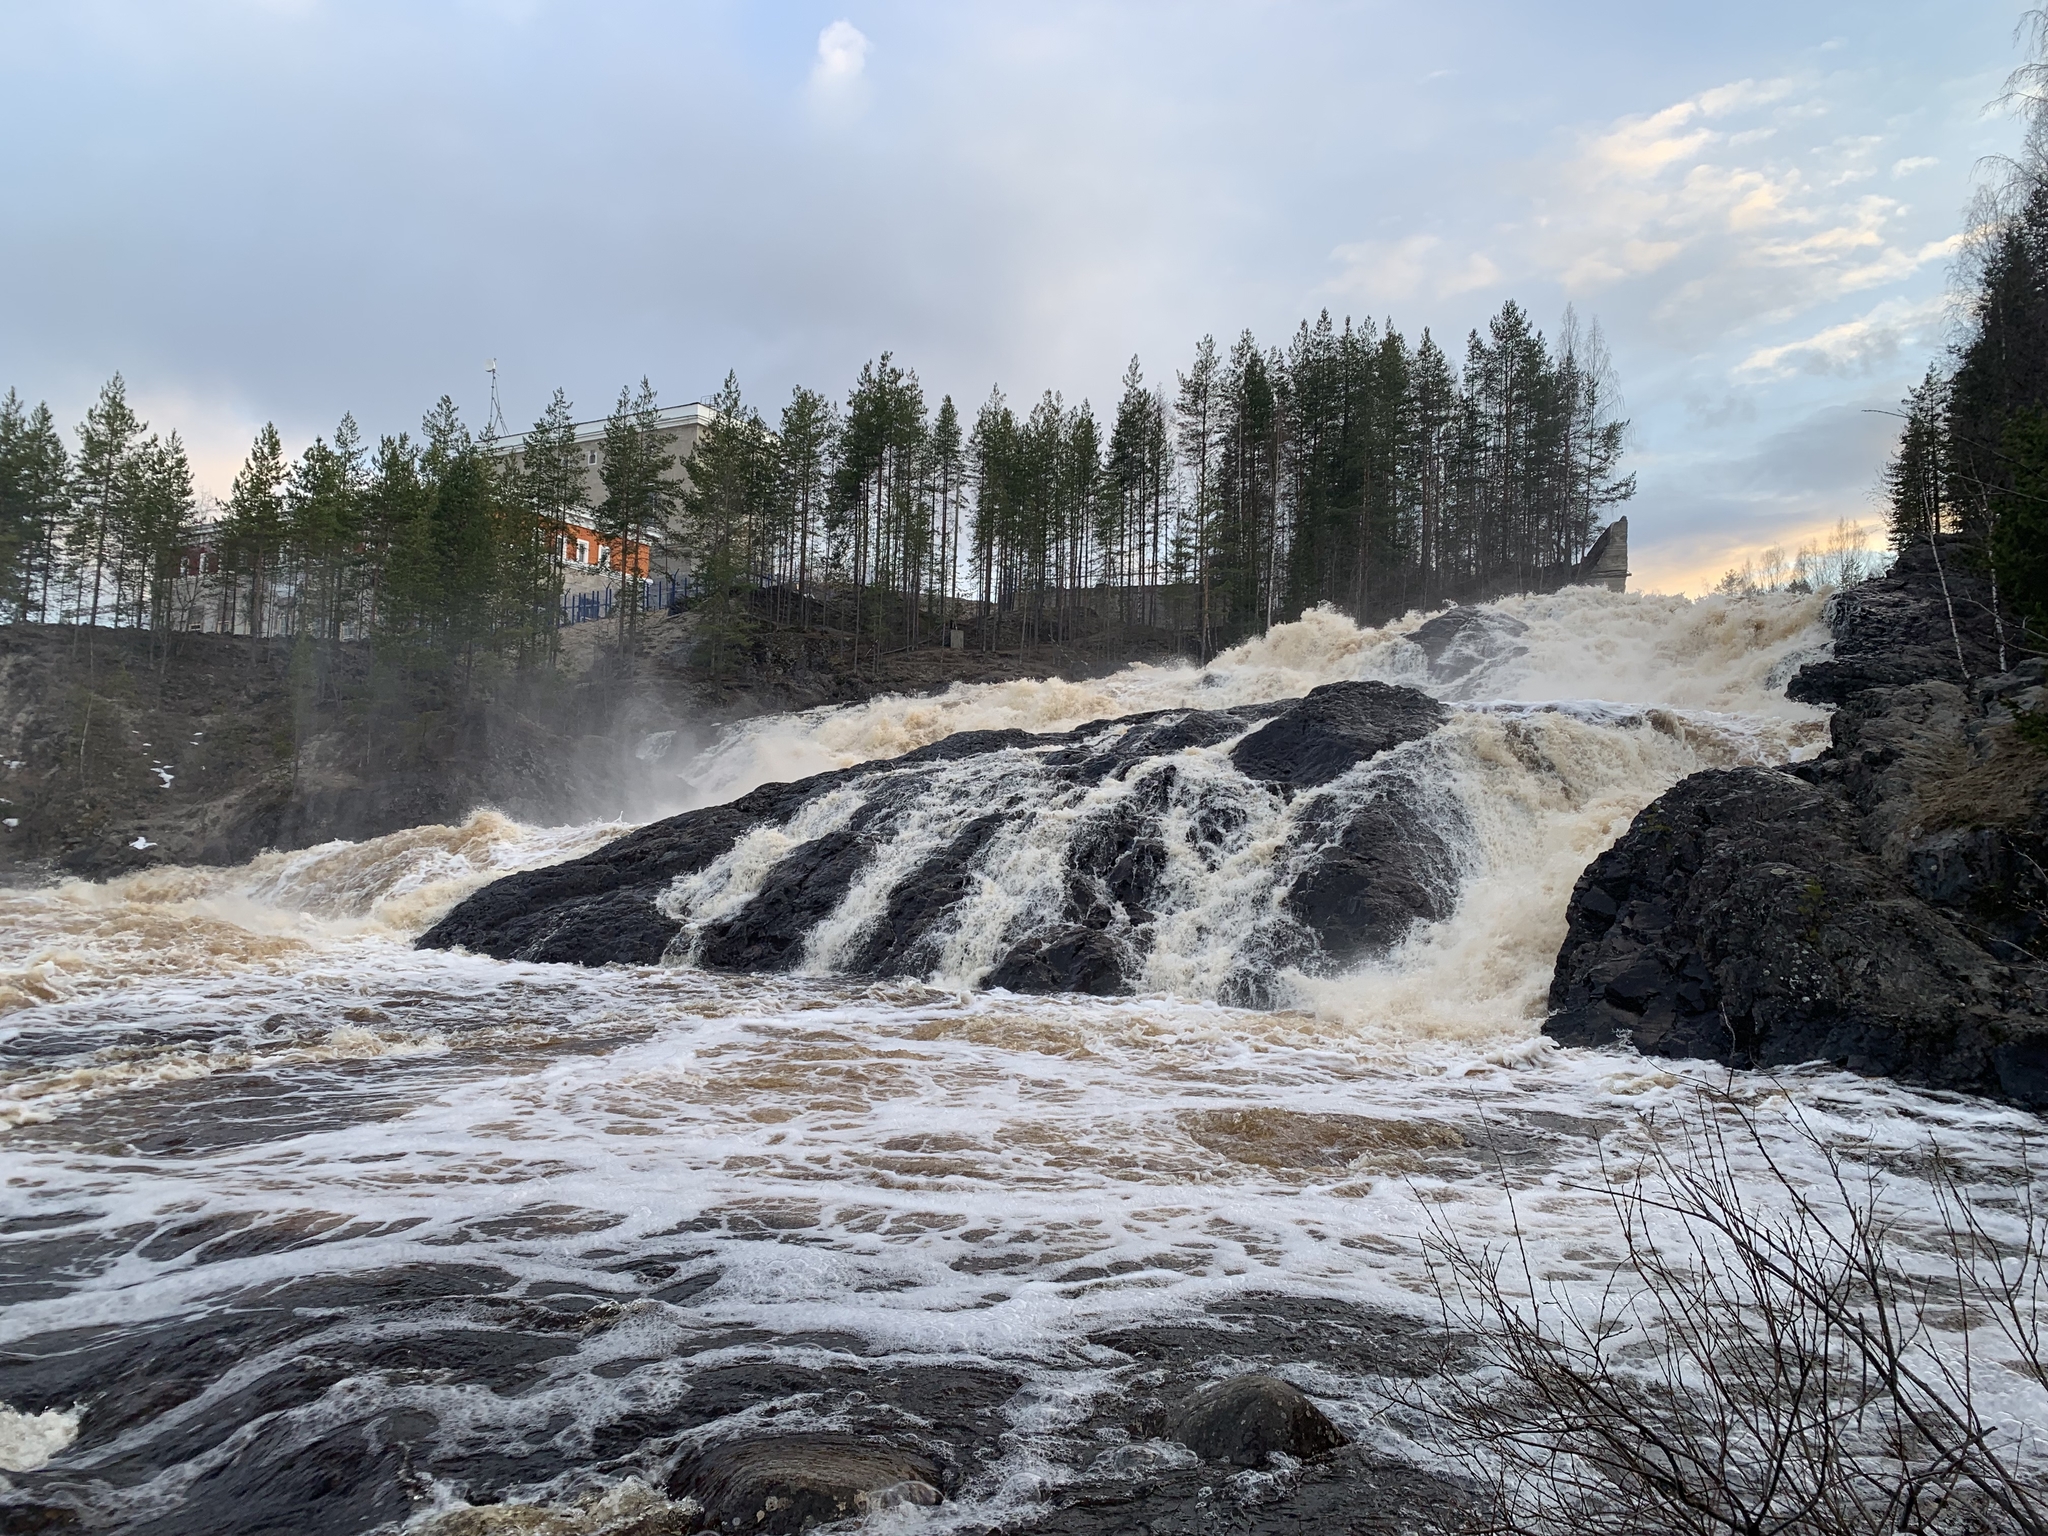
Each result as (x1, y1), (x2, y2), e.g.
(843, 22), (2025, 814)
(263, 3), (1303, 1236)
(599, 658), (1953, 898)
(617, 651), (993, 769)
(0, 0), (2031, 593)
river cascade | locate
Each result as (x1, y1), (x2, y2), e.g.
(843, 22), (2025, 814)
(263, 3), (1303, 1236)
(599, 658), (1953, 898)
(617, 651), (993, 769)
(5, 585), (2045, 1535)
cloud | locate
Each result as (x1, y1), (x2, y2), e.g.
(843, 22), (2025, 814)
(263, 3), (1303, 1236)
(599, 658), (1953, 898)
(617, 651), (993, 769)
(1327, 234), (1501, 304)
(1892, 155), (1938, 177)
(1733, 293), (1951, 380)
(811, 19), (869, 93)
(1630, 400), (1902, 593)
(1495, 78), (1961, 343)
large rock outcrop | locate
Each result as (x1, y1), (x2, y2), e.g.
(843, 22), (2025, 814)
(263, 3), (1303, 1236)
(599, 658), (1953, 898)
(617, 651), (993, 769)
(1547, 541), (2048, 1107)
(420, 680), (1455, 998)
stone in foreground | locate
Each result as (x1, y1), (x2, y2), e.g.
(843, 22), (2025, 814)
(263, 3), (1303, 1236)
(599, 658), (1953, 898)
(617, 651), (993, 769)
(670, 1434), (942, 1534)
(1170, 1374), (1348, 1467)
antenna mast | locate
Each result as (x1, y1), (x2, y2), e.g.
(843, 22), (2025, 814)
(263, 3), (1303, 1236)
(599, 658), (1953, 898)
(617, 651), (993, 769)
(485, 359), (509, 440)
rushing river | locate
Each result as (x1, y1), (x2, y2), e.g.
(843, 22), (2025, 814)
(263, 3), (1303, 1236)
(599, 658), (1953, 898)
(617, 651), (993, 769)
(5, 588), (2044, 1534)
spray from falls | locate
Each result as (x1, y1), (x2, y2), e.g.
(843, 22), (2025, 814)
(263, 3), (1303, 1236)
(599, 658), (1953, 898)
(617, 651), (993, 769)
(0, 587), (1834, 1052)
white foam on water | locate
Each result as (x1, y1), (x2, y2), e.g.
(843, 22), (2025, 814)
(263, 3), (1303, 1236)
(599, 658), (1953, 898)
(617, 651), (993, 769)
(0, 1402), (81, 1473)
(661, 786), (867, 952)
(671, 588), (1829, 810)
(10, 582), (2035, 1530)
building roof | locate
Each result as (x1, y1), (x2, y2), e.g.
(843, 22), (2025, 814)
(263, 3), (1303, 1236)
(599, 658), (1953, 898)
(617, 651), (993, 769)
(489, 401), (715, 454)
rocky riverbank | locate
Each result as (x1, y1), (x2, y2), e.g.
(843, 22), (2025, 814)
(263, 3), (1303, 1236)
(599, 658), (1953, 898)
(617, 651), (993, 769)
(0, 624), (628, 881)
(1545, 541), (2048, 1107)
(0, 615), (1175, 883)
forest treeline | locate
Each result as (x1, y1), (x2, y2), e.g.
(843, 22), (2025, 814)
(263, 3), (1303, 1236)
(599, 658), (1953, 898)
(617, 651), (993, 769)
(686, 299), (1633, 665)
(0, 296), (1633, 685)
(0, 381), (679, 693)
(1885, 15), (2048, 655)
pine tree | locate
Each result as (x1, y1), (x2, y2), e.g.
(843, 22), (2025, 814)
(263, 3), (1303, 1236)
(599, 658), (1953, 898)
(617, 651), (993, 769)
(223, 424), (289, 637)
(70, 374), (144, 629)
(361, 432), (429, 641)
(926, 396), (965, 641)
(420, 403), (497, 690)
(596, 378), (677, 648)
(128, 432), (196, 638)
(676, 372), (778, 673)
(513, 389), (583, 658)
(0, 392), (69, 622)
(286, 414), (367, 642)
(1106, 358), (1171, 636)
(1886, 368), (1952, 550)
(778, 387), (838, 631)
(1949, 187), (2048, 538)
(834, 355), (926, 667)
(1410, 329), (1457, 603)
(1991, 409), (2048, 639)
(1175, 337), (1221, 658)
(969, 388), (1018, 651)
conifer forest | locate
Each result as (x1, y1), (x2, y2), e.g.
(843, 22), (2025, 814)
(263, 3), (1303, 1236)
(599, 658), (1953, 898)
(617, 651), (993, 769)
(1884, 32), (2048, 651)
(0, 297), (1633, 685)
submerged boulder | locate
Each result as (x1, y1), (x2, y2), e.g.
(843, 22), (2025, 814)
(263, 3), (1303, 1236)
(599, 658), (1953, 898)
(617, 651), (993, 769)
(1405, 605), (1530, 688)
(420, 680), (1462, 997)
(985, 926), (1130, 995)
(1229, 681), (1447, 792)
(1170, 1374), (1348, 1467)
(669, 1434), (942, 1534)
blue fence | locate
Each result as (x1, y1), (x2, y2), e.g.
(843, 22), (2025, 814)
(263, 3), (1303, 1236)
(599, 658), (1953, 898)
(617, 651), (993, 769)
(558, 574), (698, 628)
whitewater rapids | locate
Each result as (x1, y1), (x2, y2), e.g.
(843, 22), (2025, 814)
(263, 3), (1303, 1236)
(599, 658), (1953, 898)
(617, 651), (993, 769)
(4, 586), (2044, 1533)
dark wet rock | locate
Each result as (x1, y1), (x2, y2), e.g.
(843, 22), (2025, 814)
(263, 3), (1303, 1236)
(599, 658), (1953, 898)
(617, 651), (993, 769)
(692, 817), (877, 971)
(5, 1221), (1475, 1536)
(1229, 681), (1447, 792)
(416, 785), (812, 964)
(127, 1419), (416, 1536)
(1543, 766), (2046, 1101)
(1017, 1296), (1474, 1534)
(1008, 1445), (1472, 1535)
(1170, 1375), (1347, 1467)
(421, 680), (1456, 987)
(0, 1497), (84, 1533)
(1548, 539), (2048, 1107)
(1407, 605), (1530, 686)
(670, 1433), (943, 1533)
(986, 926), (1131, 995)
(1091, 1294), (1466, 1382)
(1786, 540), (2005, 706)
(847, 812), (1009, 974)
(1283, 796), (1461, 965)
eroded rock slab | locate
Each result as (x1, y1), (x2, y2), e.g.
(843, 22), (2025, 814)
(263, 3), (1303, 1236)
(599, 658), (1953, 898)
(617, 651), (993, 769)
(420, 680), (1459, 996)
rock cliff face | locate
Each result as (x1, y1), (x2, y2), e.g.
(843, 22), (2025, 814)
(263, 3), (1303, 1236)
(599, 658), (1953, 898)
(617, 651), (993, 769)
(0, 617), (1192, 883)
(419, 680), (1455, 998)
(1546, 542), (2048, 1108)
